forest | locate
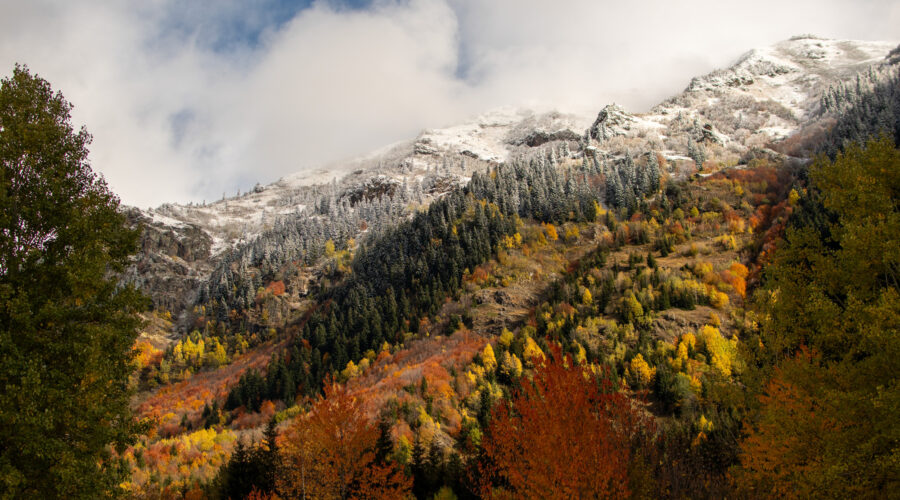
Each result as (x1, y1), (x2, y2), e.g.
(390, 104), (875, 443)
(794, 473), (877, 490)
(122, 64), (900, 499)
(3, 58), (899, 499)
(132, 151), (897, 500)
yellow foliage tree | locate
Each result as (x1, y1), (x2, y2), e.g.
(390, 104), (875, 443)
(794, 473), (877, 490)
(500, 351), (523, 379)
(498, 328), (514, 348)
(628, 354), (655, 387)
(710, 290), (730, 309)
(341, 360), (360, 381)
(523, 337), (545, 365)
(481, 344), (497, 372)
(543, 222), (558, 242)
(699, 325), (736, 377)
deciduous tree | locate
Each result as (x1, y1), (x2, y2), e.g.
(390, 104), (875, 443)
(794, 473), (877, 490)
(279, 383), (411, 499)
(479, 345), (649, 498)
(0, 65), (146, 497)
(736, 138), (900, 497)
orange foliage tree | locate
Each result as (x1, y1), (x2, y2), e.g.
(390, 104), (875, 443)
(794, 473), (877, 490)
(279, 382), (410, 499)
(478, 346), (651, 498)
(265, 280), (286, 296)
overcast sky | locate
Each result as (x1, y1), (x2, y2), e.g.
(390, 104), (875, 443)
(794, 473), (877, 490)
(1, 0), (898, 208)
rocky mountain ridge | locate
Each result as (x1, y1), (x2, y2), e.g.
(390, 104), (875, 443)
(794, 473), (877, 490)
(126, 35), (899, 329)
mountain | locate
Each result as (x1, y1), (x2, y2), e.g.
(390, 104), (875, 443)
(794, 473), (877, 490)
(126, 107), (592, 319)
(126, 35), (898, 332)
(120, 35), (900, 497)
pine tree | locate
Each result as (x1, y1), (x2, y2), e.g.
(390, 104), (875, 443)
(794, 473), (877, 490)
(687, 139), (706, 170)
(411, 433), (427, 498)
(647, 151), (661, 192)
(253, 417), (281, 495)
(221, 440), (253, 499)
(375, 418), (395, 465)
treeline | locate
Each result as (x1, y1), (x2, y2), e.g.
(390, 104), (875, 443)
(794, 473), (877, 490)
(199, 193), (407, 314)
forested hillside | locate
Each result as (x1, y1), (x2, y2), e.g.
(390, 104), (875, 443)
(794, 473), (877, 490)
(3, 36), (899, 500)
(112, 41), (900, 499)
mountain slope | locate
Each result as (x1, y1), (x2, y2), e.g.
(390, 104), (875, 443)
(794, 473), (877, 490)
(127, 35), (898, 331)
(121, 35), (900, 498)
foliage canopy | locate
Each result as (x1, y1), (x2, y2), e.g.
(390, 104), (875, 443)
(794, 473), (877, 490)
(0, 65), (146, 498)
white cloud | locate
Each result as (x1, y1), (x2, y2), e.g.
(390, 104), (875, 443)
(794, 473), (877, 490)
(0, 0), (897, 207)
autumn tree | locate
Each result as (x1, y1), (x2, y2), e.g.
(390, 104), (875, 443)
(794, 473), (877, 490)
(0, 65), (146, 497)
(478, 345), (650, 498)
(735, 138), (900, 496)
(279, 383), (411, 499)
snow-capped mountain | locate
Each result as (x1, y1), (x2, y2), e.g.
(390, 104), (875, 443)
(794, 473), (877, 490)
(127, 35), (898, 319)
(655, 35), (897, 139)
(126, 107), (591, 314)
(141, 107), (590, 254)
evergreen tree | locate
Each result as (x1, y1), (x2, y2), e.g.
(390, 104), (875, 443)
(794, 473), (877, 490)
(253, 418), (281, 495)
(647, 151), (661, 192)
(375, 418), (395, 465)
(411, 434), (428, 498)
(220, 440), (254, 499)
(687, 139), (706, 170)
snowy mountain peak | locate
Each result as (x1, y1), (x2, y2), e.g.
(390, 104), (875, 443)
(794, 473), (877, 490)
(681, 36), (898, 121)
(128, 35), (899, 313)
(414, 107), (590, 165)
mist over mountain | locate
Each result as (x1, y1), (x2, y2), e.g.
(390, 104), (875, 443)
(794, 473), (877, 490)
(4, 26), (900, 497)
(126, 35), (899, 323)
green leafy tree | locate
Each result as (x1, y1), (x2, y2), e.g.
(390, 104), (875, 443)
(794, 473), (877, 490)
(0, 65), (146, 497)
(736, 138), (900, 496)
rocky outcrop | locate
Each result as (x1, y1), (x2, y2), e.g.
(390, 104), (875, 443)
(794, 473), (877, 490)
(342, 175), (400, 205)
(514, 129), (581, 147)
(124, 208), (215, 315)
(588, 104), (635, 143)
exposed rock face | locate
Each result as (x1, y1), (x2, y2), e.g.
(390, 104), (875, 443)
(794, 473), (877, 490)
(413, 138), (441, 156)
(887, 44), (900, 65)
(423, 173), (464, 195)
(516, 129), (581, 147)
(343, 175), (400, 205)
(124, 208), (214, 314)
(588, 104), (635, 143)
(699, 123), (725, 145)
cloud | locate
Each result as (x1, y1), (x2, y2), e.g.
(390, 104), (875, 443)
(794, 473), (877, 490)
(0, 0), (898, 207)
(450, 0), (900, 110)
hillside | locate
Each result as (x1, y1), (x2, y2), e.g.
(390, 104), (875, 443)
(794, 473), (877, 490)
(116, 35), (900, 498)
(125, 36), (896, 328)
